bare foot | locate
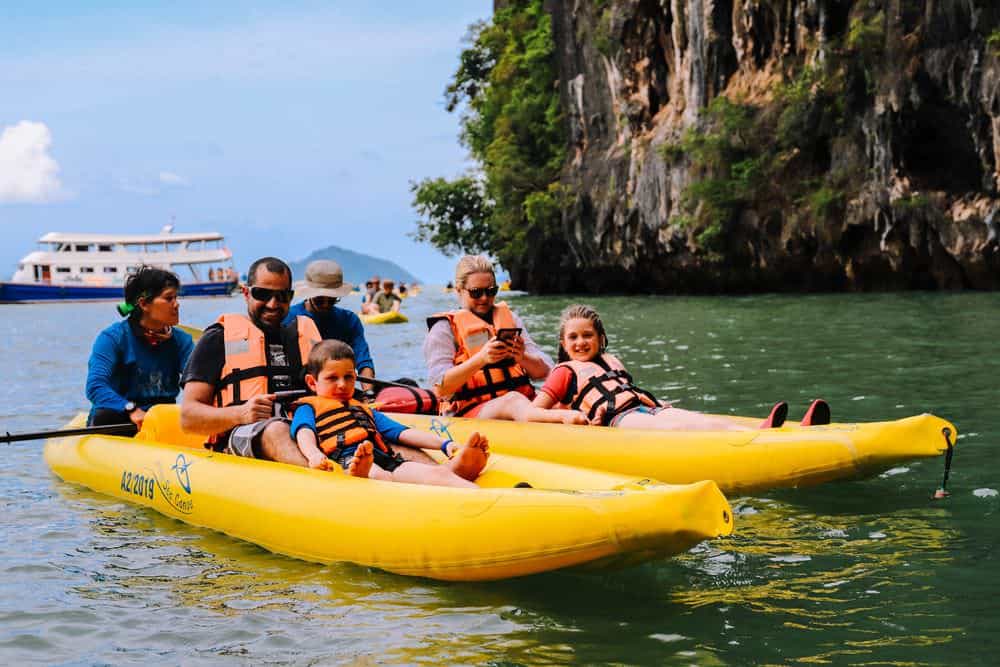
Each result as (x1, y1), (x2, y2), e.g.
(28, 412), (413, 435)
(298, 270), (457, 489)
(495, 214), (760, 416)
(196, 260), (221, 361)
(447, 432), (489, 481)
(347, 441), (374, 478)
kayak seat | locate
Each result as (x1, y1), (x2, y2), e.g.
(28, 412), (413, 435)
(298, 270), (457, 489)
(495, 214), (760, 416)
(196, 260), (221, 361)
(136, 404), (206, 449)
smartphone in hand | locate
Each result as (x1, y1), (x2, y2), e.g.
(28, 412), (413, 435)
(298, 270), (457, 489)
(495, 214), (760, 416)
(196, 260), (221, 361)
(496, 327), (522, 343)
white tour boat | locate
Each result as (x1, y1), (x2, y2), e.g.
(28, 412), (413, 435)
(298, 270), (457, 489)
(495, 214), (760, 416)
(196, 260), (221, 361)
(0, 226), (238, 303)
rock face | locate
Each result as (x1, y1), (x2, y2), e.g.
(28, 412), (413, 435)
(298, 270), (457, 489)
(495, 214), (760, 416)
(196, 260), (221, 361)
(523, 0), (1000, 292)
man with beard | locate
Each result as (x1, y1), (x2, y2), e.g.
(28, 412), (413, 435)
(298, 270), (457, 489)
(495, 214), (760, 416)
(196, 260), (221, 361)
(180, 257), (321, 464)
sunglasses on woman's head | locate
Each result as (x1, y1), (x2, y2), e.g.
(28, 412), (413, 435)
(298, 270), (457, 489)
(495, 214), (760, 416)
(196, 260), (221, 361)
(249, 286), (294, 303)
(465, 285), (499, 299)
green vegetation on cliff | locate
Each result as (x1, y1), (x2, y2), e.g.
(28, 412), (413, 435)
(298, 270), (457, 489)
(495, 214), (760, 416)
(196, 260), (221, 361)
(410, 0), (565, 270)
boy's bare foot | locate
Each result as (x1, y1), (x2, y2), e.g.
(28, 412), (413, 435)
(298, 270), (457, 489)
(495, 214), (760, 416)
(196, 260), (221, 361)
(347, 441), (374, 478)
(447, 432), (489, 481)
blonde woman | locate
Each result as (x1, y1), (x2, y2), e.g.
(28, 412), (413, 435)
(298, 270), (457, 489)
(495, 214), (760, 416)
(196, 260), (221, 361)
(424, 255), (586, 424)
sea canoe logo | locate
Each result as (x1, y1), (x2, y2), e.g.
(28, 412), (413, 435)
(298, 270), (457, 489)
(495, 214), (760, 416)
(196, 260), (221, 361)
(172, 454), (193, 493)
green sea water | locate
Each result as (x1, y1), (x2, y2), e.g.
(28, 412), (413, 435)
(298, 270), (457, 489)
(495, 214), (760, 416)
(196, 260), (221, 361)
(1, 289), (997, 665)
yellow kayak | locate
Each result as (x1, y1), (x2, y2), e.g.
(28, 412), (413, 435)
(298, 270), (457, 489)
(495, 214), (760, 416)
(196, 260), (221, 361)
(44, 406), (733, 581)
(360, 311), (408, 325)
(384, 413), (957, 495)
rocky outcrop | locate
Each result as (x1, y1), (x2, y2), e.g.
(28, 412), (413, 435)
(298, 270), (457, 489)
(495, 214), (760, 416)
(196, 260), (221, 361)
(522, 0), (1000, 292)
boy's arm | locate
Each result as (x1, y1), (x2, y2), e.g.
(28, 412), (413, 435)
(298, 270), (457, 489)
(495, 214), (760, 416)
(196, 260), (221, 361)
(290, 405), (335, 471)
(395, 427), (446, 452)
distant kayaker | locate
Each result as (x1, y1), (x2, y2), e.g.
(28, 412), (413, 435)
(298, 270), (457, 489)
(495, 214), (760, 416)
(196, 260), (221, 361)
(531, 304), (819, 430)
(424, 255), (586, 424)
(290, 340), (488, 486)
(85, 265), (194, 435)
(283, 260), (376, 385)
(372, 279), (402, 314)
(360, 275), (380, 315)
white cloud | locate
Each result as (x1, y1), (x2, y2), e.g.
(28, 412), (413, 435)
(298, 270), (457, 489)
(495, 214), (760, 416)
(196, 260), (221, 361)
(0, 121), (67, 204)
(159, 171), (189, 187)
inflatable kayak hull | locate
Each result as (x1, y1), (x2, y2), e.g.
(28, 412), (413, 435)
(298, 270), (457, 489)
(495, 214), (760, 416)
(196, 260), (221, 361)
(44, 408), (733, 581)
(360, 311), (408, 325)
(384, 413), (957, 495)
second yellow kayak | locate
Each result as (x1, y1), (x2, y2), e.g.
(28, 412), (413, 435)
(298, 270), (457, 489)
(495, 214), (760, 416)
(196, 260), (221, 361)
(384, 412), (957, 495)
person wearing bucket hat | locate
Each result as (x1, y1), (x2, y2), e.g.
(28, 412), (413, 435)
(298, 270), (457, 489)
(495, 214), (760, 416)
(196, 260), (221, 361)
(283, 260), (375, 380)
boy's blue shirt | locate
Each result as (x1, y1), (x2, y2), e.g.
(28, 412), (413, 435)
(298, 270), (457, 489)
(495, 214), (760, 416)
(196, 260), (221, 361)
(284, 302), (375, 372)
(290, 403), (408, 443)
(85, 320), (194, 413)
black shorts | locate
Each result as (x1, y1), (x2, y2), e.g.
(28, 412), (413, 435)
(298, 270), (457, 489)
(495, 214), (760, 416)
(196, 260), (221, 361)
(332, 444), (405, 472)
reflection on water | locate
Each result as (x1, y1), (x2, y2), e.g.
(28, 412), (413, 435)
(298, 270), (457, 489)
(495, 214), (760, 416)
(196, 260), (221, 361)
(2, 292), (999, 664)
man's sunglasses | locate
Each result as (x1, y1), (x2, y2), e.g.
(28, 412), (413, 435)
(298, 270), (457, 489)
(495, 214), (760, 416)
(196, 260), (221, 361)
(310, 296), (340, 307)
(465, 285), (499, 299)
(249, 286), (294, 303)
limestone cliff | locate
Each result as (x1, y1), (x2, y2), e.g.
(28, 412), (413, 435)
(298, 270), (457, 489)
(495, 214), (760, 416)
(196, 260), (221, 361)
(524, 0), (1000, 292)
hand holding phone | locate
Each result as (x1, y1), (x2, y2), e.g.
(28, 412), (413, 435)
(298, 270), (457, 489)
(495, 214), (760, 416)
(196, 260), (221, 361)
(495, 327), (522, 344)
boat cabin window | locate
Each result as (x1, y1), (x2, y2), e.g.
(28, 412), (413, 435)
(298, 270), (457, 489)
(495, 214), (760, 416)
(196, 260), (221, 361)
(75, 244), (90, 252)
(56, 267), (71, 273)
(98, 244), (113, 252)
(80, 267), (94, 273)
(58, 244), (71, 252)
(103, 266), (118, 273)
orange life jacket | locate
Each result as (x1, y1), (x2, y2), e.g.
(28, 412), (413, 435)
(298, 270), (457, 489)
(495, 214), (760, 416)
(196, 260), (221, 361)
(555, 353), (660, 425)
(215, 313), (321, 407)
(293, 395), (389, 456)
(426, 302), (534, 416)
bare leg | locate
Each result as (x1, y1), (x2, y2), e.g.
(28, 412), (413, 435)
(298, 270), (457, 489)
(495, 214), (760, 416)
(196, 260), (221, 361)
(388, 462), (479, 488)
(258, 421), (309, 466)
(616, 407), (752, 432)
(445, 432), (489, 481)
(393, 445), (435, 464)
(477, 392), (588, 425)
(347, 442), (374, 478)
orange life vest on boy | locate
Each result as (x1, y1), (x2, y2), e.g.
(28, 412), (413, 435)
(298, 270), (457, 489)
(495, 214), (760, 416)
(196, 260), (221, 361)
(293, 395), (390, 456)
(427, 302), (534, 416)
(215, 313), (321, 407)
(554, 353), (661, 425)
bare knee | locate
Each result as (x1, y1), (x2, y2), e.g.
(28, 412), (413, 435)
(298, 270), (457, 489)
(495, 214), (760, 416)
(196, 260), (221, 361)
(259, 421), (306, 466)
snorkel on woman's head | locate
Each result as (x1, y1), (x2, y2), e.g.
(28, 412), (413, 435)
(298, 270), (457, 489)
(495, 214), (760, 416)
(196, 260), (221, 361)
(118, 265), (181, 328)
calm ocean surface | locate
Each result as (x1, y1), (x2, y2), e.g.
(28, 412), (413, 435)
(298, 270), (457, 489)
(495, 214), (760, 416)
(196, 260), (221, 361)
(1, 289), (998, 665)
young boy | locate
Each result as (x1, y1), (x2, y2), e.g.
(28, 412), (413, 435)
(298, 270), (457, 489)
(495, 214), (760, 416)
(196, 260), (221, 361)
(291, 340), (489, 488)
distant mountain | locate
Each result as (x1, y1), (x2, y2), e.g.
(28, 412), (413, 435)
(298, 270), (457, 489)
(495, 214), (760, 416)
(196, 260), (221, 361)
(289, 245), (421, 286)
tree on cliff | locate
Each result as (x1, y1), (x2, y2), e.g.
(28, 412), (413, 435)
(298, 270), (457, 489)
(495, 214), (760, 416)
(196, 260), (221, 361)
(410, 0), (566, 277)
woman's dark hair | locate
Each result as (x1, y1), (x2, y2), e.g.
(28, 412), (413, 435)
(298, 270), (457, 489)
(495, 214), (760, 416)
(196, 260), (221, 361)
(120, 265), (180, 318)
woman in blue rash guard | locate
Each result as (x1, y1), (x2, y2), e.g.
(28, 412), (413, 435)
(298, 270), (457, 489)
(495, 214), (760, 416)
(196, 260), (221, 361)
(85, 266), (194, 435)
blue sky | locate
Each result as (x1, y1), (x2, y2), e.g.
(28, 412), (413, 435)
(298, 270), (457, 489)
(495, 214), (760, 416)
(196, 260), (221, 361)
(0, 1), (492, 284)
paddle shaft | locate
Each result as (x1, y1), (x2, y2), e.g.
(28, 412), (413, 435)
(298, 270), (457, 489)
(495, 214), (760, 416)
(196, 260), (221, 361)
(2, 423), (136, 444)
(356, 376), (427, 392)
